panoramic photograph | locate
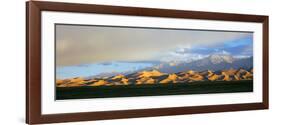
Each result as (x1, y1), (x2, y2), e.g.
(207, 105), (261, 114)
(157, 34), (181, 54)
(55, 24), (253, 100)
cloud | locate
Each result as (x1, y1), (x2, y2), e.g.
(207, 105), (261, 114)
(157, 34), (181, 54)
(183, 36), (252, 56)
(160, 51), (207, 63)
(216, 50), (231, 55)
(56, 24), (252, 66)
(158, 35), (253, 62)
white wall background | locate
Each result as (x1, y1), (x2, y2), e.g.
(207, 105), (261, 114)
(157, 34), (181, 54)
(0, 0), (279, 124)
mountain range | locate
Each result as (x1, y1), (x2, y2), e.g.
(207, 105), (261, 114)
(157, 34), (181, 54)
(87, 54), (253, 78)
(153, 54), (253, 73)
(56, 54), (253, 87)
(56, 68), (253, 87)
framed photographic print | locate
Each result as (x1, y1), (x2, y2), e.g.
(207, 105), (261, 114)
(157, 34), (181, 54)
(26, 1), (269, 124)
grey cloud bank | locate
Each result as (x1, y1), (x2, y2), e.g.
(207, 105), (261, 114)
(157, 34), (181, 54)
(56, 24), (251, 66)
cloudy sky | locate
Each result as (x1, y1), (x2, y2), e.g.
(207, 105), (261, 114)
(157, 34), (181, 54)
(56, 24), (253, 79)
(56, 24), (253, 67)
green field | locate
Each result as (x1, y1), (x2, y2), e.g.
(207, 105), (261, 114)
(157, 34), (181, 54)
(56, 80), (253, 100)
